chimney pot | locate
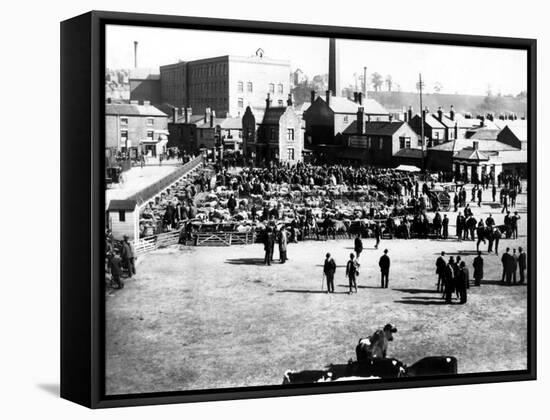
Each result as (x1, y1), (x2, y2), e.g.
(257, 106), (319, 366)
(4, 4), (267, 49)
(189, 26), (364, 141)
(325, 90), (331, 106)
(356, 107), (365, 135)
(407, 106), (413, 122)
(357, 92), (362, 105)
(450, 105), (455, 121)
(310, 90), (316, 104)
(287, 93), (293, 106)
(473, 141), (479, 150)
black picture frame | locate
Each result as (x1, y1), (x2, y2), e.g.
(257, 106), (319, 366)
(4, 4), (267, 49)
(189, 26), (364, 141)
(60, 10), (537, 409)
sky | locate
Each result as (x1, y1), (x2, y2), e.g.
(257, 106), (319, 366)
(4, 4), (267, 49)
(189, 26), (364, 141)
(106, 24), (527, 96)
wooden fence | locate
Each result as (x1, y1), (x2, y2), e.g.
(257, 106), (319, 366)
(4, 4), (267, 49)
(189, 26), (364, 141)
(134, 230), (181, 255)
(194, 231), (257, 247)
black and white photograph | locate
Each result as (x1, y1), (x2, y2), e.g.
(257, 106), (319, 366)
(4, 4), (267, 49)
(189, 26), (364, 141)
(103, 22), (531, 396)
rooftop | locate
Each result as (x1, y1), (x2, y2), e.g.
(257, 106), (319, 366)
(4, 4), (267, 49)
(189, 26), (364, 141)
(343, 120), (407, 136)
(105, 103), (167, 117)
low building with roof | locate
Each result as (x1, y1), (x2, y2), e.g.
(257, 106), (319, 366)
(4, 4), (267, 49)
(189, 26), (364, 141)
(105, 100), (169, 158)
(302, 91), (390, 146)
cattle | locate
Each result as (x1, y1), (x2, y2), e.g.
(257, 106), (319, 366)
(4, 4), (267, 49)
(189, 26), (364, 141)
(353, 358), (405, 378)
(282, 369), (330, 384)
(404, 356), (458, 377)
(356, 324), (398, 361)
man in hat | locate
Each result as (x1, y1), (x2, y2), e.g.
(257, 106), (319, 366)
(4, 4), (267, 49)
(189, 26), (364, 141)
(346, 253), (359, 294)
(444, 258), (455, 304)
(436, 251), (447, 292)
(278, 227), (288, 263)
(518, 247), (527, 284)
(323, 252), (336, 293)
(473, 251), (484, 287)
(108, 252), (124, 289)
(378, 249), (391, 289)
(457, 261), (469, 304)
(354, 234), (364, 260)
(121, 235), (136, 278)
(264, 227), (274, 266)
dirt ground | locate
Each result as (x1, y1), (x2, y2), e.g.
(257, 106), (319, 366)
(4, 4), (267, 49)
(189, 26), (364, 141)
(105, 188), (528, 395)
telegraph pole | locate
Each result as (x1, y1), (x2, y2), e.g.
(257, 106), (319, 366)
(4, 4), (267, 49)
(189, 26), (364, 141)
(418, 73), (425, 172)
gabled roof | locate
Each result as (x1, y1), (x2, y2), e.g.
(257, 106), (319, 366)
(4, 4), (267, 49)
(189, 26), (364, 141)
(105, 103), (167, 117)
(429, 139), (518, 153)
(496, 122), (527, 141)
(108, 199), (138, 211)
(343, 120), (406, 136)
(314, 96), (388, 115)
(260, 107), (287, 125)
(454, 148), (489, 161)
(410, 113), (446, 129)
(466, 128), (501, 141)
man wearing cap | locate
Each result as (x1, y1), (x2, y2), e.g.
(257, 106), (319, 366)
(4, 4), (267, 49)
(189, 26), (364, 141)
(473, 251), (484, 287)
(436, 251), (447, 292)
(120, 236), (135, 278)
(323, 253), (336, 293)
(378, 249), (391, 289)
(518, 247), (527, 284)
(346, 253), (359, 294)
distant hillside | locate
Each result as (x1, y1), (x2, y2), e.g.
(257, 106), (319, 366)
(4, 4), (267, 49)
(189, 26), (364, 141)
(367, 91), (527, 116)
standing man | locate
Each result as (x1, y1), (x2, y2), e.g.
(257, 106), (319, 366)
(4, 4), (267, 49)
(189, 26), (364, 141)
(278, 227), (288, 263)
(518, 247), (527, 284)
(108, 252), (124, 289)
(456, 212), (465, 241)
(473, 251), (484, 286)
(346, 253), (359, 294)
(354, 234), (364, 260)
(121, 235), (136, 278)
(444, 259), (455, 304)
(323, 253), (336, 293)
(442, 214), (449, 239)
(511, 248), (519, 284)
(501, 247), (511, 284)
(264, 227), (273, 266)
(227, 194), (237, 215)
(493, 227), (502, 256)
(492, 183), (497, 202)
(477, 187), (483, 207)
(501, 193), (509, 213)
(374, 222), (381, 250)
(436, 251), (447, 292)
(379, 249), (391, 289)
(511, 211), (521, 239)
(486, 213), (495, 229)
(457, 261), (469, 304)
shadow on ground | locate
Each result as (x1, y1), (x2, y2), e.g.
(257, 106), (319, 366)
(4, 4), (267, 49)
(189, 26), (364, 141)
(37, 383), (59, 397)
(225, 258), (266, 265)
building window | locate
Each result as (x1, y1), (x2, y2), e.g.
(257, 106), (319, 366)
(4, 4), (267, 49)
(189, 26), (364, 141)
(367, 137), (372, 149)
(147, 131), (154, 140)
(118, 210), (126, 222)
(238, 98), (244, 108)
(247, 82), (253, 92)
(343, 116), (349, 123)
(287, 128), (295, 141)
(399, 136), (411, 149)
(434, 131), (440, 140)
(120, 117), (128, 125)
(449, 129), (455, 140)
(147, 118), (154, 126)
(269, 83), (275, 93)
(237, 81), (244, 92)
(278, 84), (284, 94)
(120, 130), (128, 141)
(287, 147), (295, 160)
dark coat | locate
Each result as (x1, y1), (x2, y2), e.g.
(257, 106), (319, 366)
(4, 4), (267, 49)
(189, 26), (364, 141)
(121, 241), (134, 259)
(379, 255), (390, 273)
(436, 256), (446, 274)
(324, 257), (336, 275)
(518, 252), (527, 270)
(473, 256), (484, 279)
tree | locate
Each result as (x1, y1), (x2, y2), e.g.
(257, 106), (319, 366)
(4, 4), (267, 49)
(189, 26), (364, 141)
(385, 75), (393, 92)
(371, 72), (383, 92)
(433, 81), (443, 93)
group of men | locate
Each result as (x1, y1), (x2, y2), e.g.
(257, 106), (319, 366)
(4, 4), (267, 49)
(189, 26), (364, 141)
(500, 247), (528, 285)
(322, 246), (391, 295)
(262, 226), (288, 266)
(435, 251), (481, 304)
(105, 233), (136, 290)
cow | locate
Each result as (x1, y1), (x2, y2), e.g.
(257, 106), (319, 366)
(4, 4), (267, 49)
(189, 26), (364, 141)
(356, 323), (398, 361)
(404, 356), (458, 377)
(282, 369), (330, 384)
(353, 358), (406, 378)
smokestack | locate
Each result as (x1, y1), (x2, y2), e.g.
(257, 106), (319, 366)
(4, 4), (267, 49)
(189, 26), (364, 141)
(363, 66), (367, 97)
(310, 90), (316, 104)
(454, 122), (458, 139)
(328, 38), (340, 96)
(437, 106), (443, 122)
(325, 90), (331, 107)
(134, 41), (138, 69)
(357, 92), (363, 105)
(473, 141), (479, 150)
(356, 107), (364, 135)
(450, 105), (455, 121)
(210, 111), (215, 128)
(266, 93), (271, 109)
(287, 93), (293, 106)
(408, 106), (413, 122)
(487, 113), (494, 122)
(353, 92), (358, 103)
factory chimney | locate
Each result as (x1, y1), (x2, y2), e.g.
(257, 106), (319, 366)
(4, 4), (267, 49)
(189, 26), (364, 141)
(134, 41), (138, 68)
(328, 38), (340, 97)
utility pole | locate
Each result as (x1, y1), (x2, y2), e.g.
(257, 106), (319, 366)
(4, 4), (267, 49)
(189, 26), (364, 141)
(363, 66), (367, 97)
(418, 73), (425, 172)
